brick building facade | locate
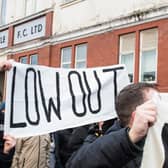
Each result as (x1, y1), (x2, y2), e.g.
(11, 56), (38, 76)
(1, 0), (168, 99)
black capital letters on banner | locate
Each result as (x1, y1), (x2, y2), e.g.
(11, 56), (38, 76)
(162, 123), (168, 168)
(38, 71), (61, 121)
(83, 71), (102, 114)
(103, 66), (124, 98)
(10, 67), (27, 128)
(68, 71), (87, 117)
(25, 68), (40, 125)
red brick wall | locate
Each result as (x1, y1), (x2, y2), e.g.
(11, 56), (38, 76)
(10, 18), (168, 92)
(157, 19), (168, 92)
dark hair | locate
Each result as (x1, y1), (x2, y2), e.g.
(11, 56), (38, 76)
(115, 82), (157, 126)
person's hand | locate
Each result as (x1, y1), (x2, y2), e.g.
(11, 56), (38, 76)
(3, 135), (16, 154)
(0, 60), (12, 71)
(129, 100), (157, 143)
(98, 121), (104, 131)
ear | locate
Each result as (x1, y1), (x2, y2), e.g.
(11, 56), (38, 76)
(161, 123), (168, 168)
(129, 111), (135, 127)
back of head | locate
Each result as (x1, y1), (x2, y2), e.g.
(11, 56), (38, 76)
(115, 82), (157, 127)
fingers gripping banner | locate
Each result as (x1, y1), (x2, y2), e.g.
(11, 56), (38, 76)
(5, 62), (129, 137)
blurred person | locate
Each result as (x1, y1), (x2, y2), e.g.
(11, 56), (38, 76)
(50, 119), (116, 168)
(0, 102), (16, 168)
(66, 83), (158, 168)
(0, 62), (16, 168)
(50, 125), (90, 168)
(0, 61), (158, 167)
(0, 62), (51, 168)
(11, 134), (50, 168)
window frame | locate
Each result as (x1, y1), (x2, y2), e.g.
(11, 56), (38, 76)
(0, 0), (6, 25)
(20, 56), (28, 64)
(19, 53), (38, 65)
(30, 54), (38, 65)
(75, 43), (87, 69)
(61, 46), (72, 68)
(119, 33), (135, 83)
(139, 28), (158, 83)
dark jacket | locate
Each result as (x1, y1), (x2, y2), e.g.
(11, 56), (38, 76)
(66, 120), (145, 168)
(52, 125), (90, 168)
(0, 111), (15, 168)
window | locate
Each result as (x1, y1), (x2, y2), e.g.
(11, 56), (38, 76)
(19, 54), (38, 64)
(61, 47), (72, 68)
(60, 44), (87, 69)
(75, 43), (87, 68)
(139, 28), (158, 82)
(25, 0), (36, 16)
(30, 54), (38, 65)
(20, 56), (28, 64)
(0, 0), (6, 25)
(119, 33), (135, 82)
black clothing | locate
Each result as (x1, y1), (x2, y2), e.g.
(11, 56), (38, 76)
(52, 125), (90, 167)
(66, 120), (145, 168)
(57, 128), (73, 166)
(0, 149), (15, 168)
(52, 119), (117, 168)
(68, 125), (90, 153)
(0, 111), (15, 168)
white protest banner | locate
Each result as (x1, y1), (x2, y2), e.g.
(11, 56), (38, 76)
(141, 100), (168, 168)
(4, 62), (129, 138)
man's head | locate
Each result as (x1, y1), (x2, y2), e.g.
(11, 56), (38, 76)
(115, 82), (158, 127)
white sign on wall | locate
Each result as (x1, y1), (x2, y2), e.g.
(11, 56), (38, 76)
(14, 17), (46, 44)
(5, 62), (129, 137)
(0, 30), (8, 49)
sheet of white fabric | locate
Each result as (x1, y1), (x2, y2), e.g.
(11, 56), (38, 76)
(141, 100), (168, 168)
(4, 62), (129, 138)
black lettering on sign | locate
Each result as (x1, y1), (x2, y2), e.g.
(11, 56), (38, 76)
(31, 24), (42, 35)
(23, 29), (28, 37)
(68, 71), (87, 117)
(68, 70), (102, 117)
(103, 66), (124, 98)
(25, 68), (40, 125)
(38, 71), (61, 122)
(38, 24), (42, 32)
(34, 25), (38, 33)
(162, 123), (168, 168)
(31, 25), (38, 35)
(10, 67), (27, 128)
(83, 71), (101, 114)
(17, 31), (22, 39)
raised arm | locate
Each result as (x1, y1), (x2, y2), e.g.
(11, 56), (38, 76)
(0, 60), (12, 71)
